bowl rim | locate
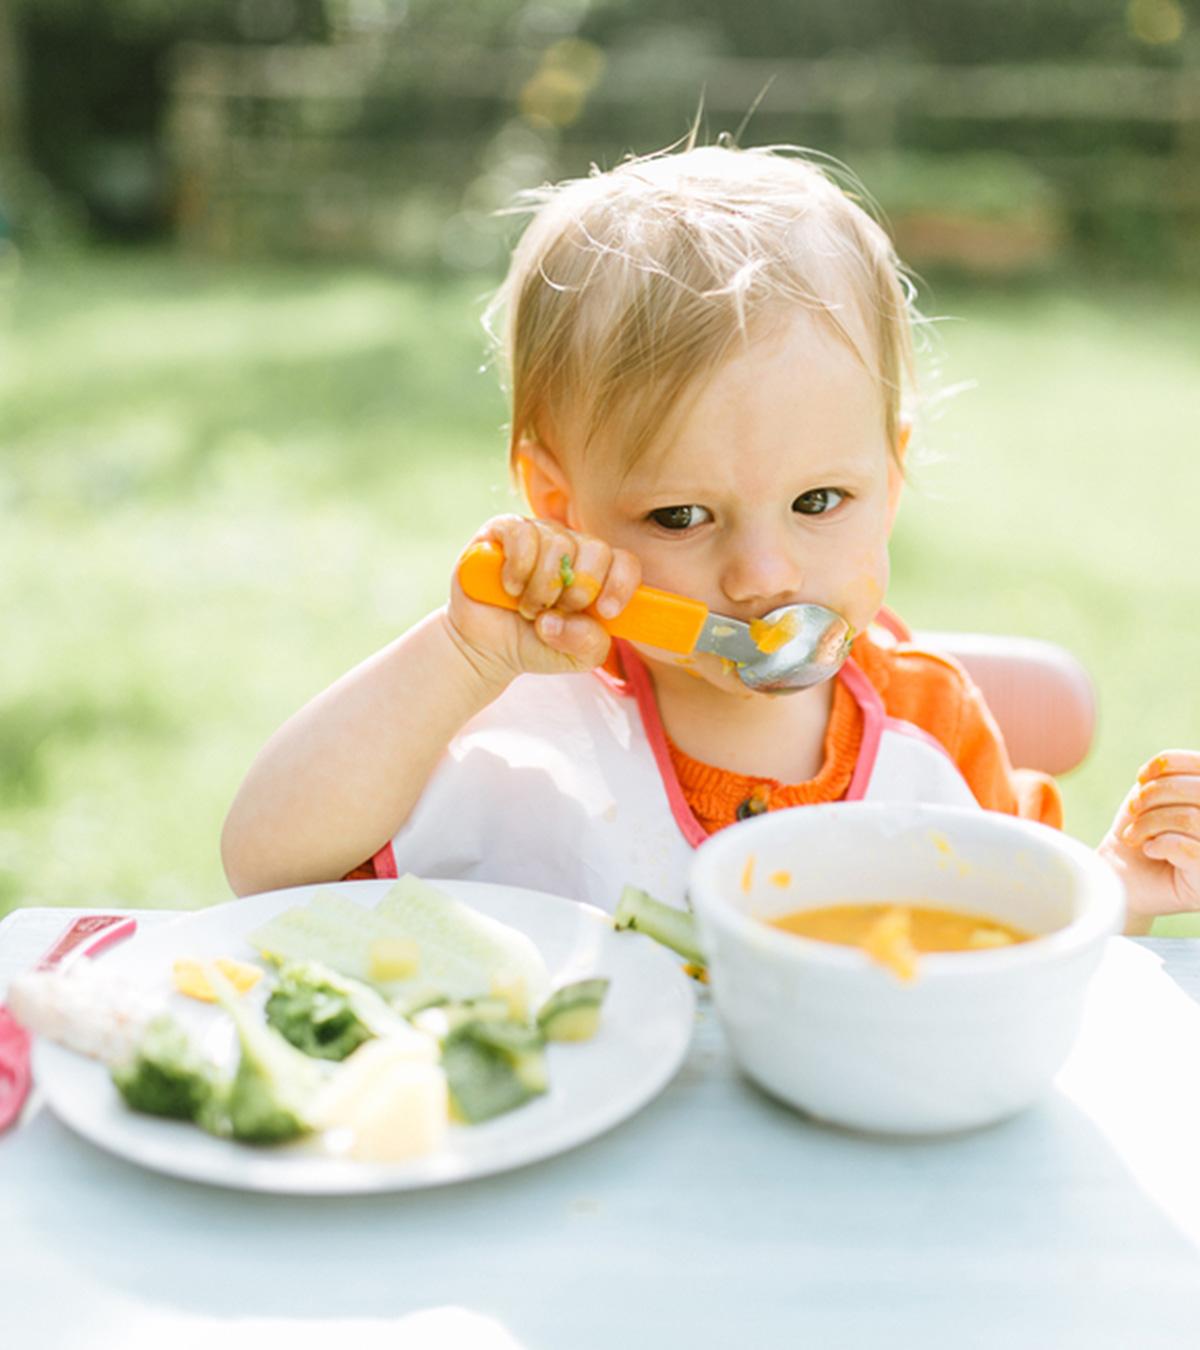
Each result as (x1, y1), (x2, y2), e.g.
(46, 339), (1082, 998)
(688, 802), (1126, 978)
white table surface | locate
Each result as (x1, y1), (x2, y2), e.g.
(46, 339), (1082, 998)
(4, 907), (1200, 1350)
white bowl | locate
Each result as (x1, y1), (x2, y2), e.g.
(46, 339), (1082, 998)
(688, 803), (1125, 1135)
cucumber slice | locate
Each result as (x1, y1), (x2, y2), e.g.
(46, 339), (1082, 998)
(536, 978), (610, 1042)
(441, 1020), (548, 1123)
(613, 886), (706, 967)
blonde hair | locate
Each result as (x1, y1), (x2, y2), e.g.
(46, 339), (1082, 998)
(486, 142), (917, 476)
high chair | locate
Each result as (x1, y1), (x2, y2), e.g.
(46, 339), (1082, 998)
(914, 631), (1096, 776)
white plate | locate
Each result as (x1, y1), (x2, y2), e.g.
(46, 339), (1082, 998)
(32, 879), (695, 1194)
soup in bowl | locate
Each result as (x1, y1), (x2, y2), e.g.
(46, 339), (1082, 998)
(688, 803), (1125, 1135)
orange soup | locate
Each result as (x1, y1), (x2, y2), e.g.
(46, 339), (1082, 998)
(768, 904), (1034, 981)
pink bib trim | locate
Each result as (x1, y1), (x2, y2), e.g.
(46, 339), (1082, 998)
(614, 641), (711, 849)
(838, 659), (886, 801)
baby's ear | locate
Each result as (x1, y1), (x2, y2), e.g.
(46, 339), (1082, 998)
(515, 439), (574, 526)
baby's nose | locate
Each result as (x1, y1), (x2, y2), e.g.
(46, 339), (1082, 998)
(720, 542), (804, 609)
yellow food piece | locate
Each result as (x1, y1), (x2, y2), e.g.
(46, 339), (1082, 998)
(769, 870), (792, 888)
(173, 957), (263, 1003)
(740, 854), (756, 894)
(367, 936), (420, 982)
(490, 971), (529, 1022)
(965, 927), (1017, 949)
(749, 611), (799, 654)
(309, 1036), (447, 1162)
(860, 907), (919, 983)
(540, 1005), (602, 1042)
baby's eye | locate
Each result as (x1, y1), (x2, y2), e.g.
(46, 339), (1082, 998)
(648, 505), (712, 531)
(793, 488), (846, 516)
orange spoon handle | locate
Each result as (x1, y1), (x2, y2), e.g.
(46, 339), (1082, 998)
(457, 540), (710, 655)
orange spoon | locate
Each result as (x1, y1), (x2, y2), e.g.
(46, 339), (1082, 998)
(458, 541), (852, 692)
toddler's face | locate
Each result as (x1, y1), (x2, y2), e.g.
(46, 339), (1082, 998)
(563, 311), (903, 696)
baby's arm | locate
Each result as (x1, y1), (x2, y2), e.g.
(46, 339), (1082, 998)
(1098, 750), (1200, 935)
(220, 514), (639, 896)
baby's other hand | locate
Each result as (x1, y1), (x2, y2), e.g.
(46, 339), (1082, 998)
(1099, 750), (1200, 933)
(446, 515), (641, 684)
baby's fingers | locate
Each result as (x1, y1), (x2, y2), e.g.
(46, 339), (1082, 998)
(593, 547), (642, 621)
(1137, 750), (1200, 786)
(1141, 832), (1200, 870)
(482, 516), (541, 600)
(534, 612), (611, 668)
(519, 526), (577, 619)
(556, 535), (611, 613)
(1123, 799), (1200, 852)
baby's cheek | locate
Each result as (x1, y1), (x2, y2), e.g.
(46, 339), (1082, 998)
(831, 554), (890, 631)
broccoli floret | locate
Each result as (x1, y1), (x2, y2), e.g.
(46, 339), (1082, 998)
(209, 967), (323, 1145)
(265, 960), (404, 1062)
(111, 1013), (225, 1125)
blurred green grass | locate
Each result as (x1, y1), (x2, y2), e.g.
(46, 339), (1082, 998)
(2, 251), (1198, 931)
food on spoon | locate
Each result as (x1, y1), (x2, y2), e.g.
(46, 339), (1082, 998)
(110, 1013), (227, 1130)
(767, 903), (1033, 981)
(265, 959), (432, 1063)
(308, 1037), (448, 1161)
(172, 956), (263, 1003)
(536, 979), (610, 1042)
(614, 885), (706, 967)
(749, 611), (799, 654)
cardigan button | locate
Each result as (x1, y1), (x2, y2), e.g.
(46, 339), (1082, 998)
(735, 791), (770, 821)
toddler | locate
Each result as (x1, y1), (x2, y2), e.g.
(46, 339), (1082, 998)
(221, 144), (1199, 935)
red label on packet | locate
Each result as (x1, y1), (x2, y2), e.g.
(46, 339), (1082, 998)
(35, 914), (137, 971)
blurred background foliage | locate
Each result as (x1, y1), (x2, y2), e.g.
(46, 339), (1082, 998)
(1, 0), (1198, 928)
(3, 0), (1199, 275)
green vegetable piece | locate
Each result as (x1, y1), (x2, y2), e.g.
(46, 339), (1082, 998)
(614, 886), (706, 967)
(111, 1013), (224, 1124)
(209, 965), (322, 1145)
(536, 978), (610, 1042)
(559, 554), (575, 588)
(265, 960), (404, 1062)
(441, 1018), (548, 1123)
(435, 995), (515, 1036)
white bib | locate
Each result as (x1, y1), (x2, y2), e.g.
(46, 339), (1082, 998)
(374, 644), (978, 912)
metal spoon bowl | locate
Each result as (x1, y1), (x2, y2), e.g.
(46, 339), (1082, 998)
(702, 603), (854, 693)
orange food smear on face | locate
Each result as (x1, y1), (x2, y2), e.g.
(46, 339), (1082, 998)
(741, 855), (756, 893)
(767, 903), (1032, 982)
(749, 611), (799, 654)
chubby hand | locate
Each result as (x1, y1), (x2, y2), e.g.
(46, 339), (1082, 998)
(1100, 750), (1200, 932)
(445, 514), (641, 683)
